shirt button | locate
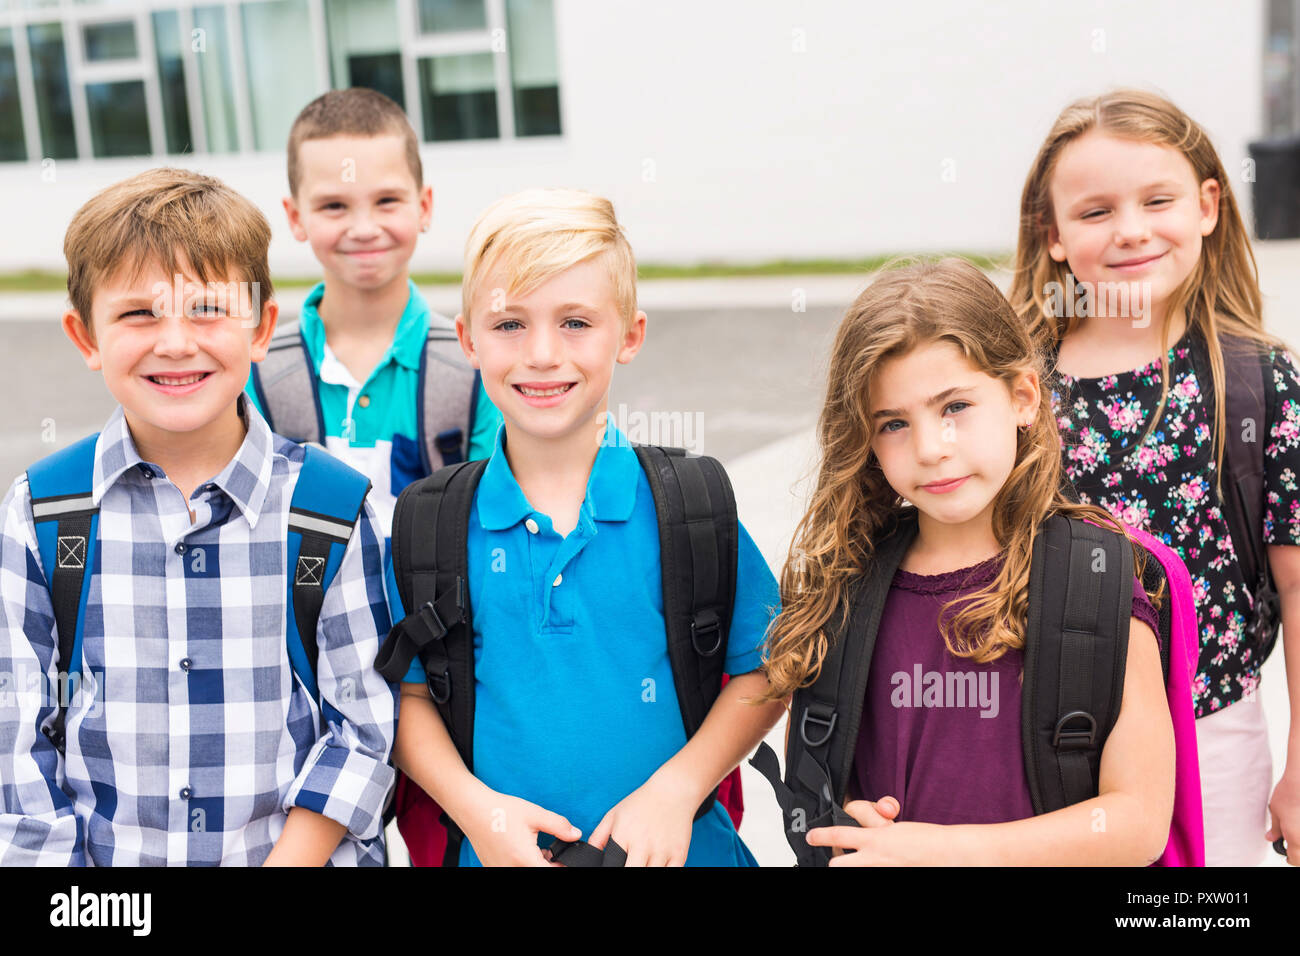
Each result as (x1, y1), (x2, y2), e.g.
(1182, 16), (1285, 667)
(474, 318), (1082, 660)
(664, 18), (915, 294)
(358, 395), (371, 408)
(138, 464), (155, 479)
(174, 542), (186, 555)
(179, 787), (192, 800)
(179, 658), (192, 671)
(553, 573), (563, 587)
(525, 518), (539, 534)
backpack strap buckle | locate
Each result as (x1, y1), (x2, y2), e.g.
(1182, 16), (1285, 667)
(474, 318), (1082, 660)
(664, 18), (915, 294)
(690, 608), (723, 657)
(1052, 710), (1097, 751)
(800, 703), (837, 748)
(426, 668), (452, 705)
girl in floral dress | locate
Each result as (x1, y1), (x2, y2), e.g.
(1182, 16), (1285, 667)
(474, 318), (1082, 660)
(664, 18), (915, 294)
(1009, 89), (1299, 865)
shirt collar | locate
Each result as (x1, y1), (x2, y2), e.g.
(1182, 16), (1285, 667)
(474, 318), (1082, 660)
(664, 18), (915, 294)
(476, 421), (641, 531)
(298, 278), (429, 373)
(92, 395), (277, 528)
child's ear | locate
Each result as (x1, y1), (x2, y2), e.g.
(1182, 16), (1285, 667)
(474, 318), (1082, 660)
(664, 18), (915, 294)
(1012, 368), (1040, 423)
(1046, 222), (1068, 263)
(616, 311), (647, 365)
(62, 309), (101, 371)
(1198, 178), (1221, 236)
(283, 196), (308, 242)
(248, 298), (279, 363)
(420, 185), (434, 232)
(455, 313), (479, 369)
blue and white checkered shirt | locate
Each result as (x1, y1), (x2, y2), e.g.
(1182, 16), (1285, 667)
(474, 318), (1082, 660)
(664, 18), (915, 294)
(0, 400), (397, 866)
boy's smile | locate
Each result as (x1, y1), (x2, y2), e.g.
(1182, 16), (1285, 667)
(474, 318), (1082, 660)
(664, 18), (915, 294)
(457, 257), (646, 445)
(284, 134), (432, 296)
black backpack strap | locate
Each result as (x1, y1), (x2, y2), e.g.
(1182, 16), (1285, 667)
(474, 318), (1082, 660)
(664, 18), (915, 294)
(1196, 332), (1280, 659)
(374, 457), (485, 867)
(750, 510), (919, 865)
(634, 445), (738, 822)
(1022, 514), (1132, 813)
(548, 838), (628, 867)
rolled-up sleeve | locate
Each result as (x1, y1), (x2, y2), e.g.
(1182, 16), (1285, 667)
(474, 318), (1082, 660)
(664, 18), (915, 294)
(0, 476), (86, 866)
(283, 497), (397, 842)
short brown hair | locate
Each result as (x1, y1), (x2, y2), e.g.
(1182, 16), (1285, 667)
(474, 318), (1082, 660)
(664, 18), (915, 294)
(287, 88), (423, 197)
(64, 167), (273, 329)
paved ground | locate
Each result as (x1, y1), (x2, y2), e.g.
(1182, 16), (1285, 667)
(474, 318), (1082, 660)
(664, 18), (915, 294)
(3, 242), (1297, 866)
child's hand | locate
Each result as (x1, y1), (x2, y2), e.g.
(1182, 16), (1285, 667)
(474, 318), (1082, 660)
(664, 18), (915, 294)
(807, 795), (938, 865)
(1267, 765), (1300, 865)
(461, 791), (582, 867)
(585, 773), (700, 866)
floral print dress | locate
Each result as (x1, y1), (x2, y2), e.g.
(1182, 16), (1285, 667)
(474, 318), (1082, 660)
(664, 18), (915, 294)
(1051, 328), (1300, 716)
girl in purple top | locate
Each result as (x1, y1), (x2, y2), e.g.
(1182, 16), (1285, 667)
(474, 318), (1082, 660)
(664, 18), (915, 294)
(761, 258), (1174, 864)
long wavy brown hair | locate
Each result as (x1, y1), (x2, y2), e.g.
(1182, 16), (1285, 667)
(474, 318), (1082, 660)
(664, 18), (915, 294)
(1007, 89), (1277, 494)
(762, 258), (1151, 701)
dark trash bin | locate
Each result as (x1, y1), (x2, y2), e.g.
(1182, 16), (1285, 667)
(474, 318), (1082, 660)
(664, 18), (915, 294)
(1248, 136), (1300, 240)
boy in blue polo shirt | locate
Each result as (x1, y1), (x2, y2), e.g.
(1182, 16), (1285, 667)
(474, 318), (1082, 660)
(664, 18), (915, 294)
(245, 88), (501, 535)
(383, 189), (785, 866)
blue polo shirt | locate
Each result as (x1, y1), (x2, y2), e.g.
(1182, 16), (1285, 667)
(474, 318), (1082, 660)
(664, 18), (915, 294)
(245, 279), (501, 537)
(403, 423), (778, 866)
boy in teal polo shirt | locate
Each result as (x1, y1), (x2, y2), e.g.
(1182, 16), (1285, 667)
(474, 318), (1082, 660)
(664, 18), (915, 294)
(245, 89), (500, 534)
(386, 188), (786, 866)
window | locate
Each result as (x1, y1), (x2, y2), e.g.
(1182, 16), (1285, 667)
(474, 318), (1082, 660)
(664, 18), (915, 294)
(27, 21), (76, 160)
(417, 0), (485, 34)
(0, 28), (25, 161)
(81, 19), (137, 61)
(1265, 0), (1300, 135)
(0, 0), (562, 162)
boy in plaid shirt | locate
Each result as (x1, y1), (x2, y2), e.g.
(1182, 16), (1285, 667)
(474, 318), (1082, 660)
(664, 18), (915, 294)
(0, 168), (397, 866)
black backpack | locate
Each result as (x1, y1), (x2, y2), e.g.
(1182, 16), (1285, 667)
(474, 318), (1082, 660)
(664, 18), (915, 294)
(375, 445), (740, 866)
(751, 508), (1174, 867)
(1186, 332), (1280, 660)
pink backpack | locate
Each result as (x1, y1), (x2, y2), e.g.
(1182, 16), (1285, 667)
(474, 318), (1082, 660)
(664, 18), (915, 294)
(1102, 521), (1204, 866)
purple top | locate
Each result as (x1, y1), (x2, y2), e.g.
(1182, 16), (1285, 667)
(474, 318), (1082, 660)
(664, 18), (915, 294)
(851, 553), (1158, 825)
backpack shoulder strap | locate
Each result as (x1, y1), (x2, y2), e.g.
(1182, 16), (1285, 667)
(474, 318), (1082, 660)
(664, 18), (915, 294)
(375, 456), (485, 867)
(251, 320), (325, 443)
(1022, 513), (1132, 814)
(1218, 333), (1279, 657)
(286, 445), (372, 705)
(416, 312), (477, 472)
(633, 444), (739, 820)
(750, 508), (918, 866)
(26, 432), (101, 754)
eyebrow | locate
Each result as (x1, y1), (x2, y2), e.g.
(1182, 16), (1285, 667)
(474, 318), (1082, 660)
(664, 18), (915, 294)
(872, 386), (975, 420)
(311, 185), (409, 202)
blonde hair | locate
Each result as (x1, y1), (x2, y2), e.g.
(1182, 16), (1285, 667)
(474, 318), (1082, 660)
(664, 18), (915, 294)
(287, 88), (422, 198)
(1008, 88), (1276, 492)
(461, 188), (637, 329)
(64, 167), (273, 330)
(762, 258), (1150, 701)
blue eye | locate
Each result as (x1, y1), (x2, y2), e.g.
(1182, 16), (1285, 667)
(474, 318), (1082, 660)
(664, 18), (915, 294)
(494, 319), (523, 332)
(562, 317), (589, 330)
(879, 420), (904, 434)
(946, 401), (970, 414)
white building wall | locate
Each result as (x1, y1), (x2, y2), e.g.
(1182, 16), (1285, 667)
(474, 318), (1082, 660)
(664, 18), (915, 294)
(0, 0), (1266, 274)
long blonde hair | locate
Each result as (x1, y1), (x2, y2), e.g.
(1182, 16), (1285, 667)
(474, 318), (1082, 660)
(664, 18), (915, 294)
(762, 258), (1147, 701)
(1007, 89), (1276, 490)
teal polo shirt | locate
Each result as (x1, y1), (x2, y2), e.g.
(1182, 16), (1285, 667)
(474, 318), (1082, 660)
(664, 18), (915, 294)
(245, 279), (501, 536)
(402, 422), (778, 867)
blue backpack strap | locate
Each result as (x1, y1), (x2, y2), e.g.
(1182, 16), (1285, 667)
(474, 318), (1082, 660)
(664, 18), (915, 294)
(25, 433), (101, 754)
(286, 445), (372, 707)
